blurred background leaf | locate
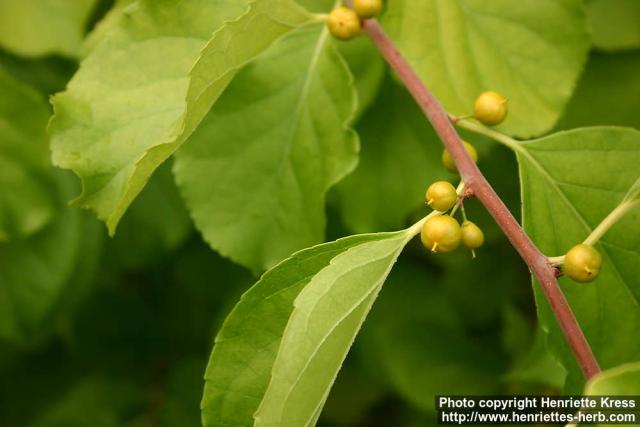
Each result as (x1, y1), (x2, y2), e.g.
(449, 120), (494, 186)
(586, 0), (640, 52)
(0, 0), (99, 58)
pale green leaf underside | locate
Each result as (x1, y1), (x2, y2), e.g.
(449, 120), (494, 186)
(587, 0), (640, 51)
(583, 361), (640, 427)
(174, 24), (358, 272)
(201, 232), (394, 427)
(584, 361), (640, 395)
(517, 127), (640, 388)
(254, 231), (409, 426)
(0, 68), (53, 241)
(0, 0), (97, 57)
(382, 0), (589, 137)
(50, 0), (312, 234)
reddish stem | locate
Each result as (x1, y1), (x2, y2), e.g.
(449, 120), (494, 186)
(358, 17), (600, 379)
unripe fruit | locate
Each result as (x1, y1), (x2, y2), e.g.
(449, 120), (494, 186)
(425, 181), (457, 212)
(461, 221), (484, 256)
(563, 244), (602, 283)
(474, 91), (508, 126)
(442, 141), (478, 173)
(421, 215), (462, 253)
(327, 7), (361, 41)
(353, 0), (383, 19)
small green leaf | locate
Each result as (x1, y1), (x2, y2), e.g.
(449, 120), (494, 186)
(253, 230), (410, 426)
(336, 78), (447, 233)
(583, 361), (640, 427)
(202, 232), (393, 427)
(0, 68), (54, 240)
(516, 127), (640, 390)
(0, 0), (98, 57)
(587, 0), (640, 51)
(50, 0), (313, 234)
(174, 25), (358, 271)
(382, 0), (589, 137)
(584, 361), (640, 395)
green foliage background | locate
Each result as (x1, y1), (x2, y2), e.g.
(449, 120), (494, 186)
(0, 0), (639, 426)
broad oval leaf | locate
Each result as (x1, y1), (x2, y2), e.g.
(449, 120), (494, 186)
(201, 232), (398, 427)
(50, 0), (313, 234)
(382, 0), (589, 137)
(0, 0), (98, 57)
(253, 230), (411, 426)
(174, 24), (359, 272)
(0, 68), (54, 240)
(517, 127), (640, 390)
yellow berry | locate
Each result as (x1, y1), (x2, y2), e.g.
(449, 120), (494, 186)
(327, 7), (361, 41)
(353, 0), (383, 19)
(421, 215), (462, 253)
(442, 141), (478, 173)
(474, 91), (508, 126)
(425, 181), (458, 212)
(563, 244), (602, 283)
(461, 221), (484, 250)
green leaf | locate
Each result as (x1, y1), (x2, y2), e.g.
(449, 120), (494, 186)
(0, 0), (98, 57)
(335, 78), (447, 233)
(381, 0), (589, 137)
(584, 361), (640, 395)
(587, 0), (640, 51)
(583, 361), (640, 427)
(516, 127), (640, 390)
(0, 68), (54, 240)
(201, 232), (394, 427)
(50, 0), (313, 234)
(253, 230), (411, 426)
(174, 24), (358, 271)
(556, 51), (640, 131)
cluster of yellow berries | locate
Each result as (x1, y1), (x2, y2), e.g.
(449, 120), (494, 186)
(326, 0), (384, 40)
(421, 181), (484, 256)
(423, 91), (601, 283)
(338, 5), (601, 284)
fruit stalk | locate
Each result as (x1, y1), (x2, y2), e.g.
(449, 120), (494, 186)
(351, 6), (601, 379)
